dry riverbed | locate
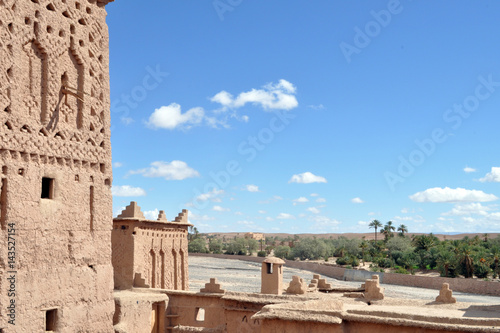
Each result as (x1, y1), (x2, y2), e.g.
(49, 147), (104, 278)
(189, 256), (500, 304)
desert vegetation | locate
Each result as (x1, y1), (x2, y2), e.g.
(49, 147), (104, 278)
(188, 223), (500, 280)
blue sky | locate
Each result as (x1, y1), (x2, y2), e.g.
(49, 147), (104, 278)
(106, 0), (500, 234)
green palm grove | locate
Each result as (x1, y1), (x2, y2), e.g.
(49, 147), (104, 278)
(188, 223), (500, 279)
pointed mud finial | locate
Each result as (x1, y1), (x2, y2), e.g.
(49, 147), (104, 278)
(157, 210), (168, 221)
(117, 201), (145, 219)
(200, 278), (225, 293)
(174, 209), (188, 223)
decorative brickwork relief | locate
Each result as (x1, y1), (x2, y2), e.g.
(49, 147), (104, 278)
(0, 0), (114, 330)
(0, 0), (111, 176)
(126, 224), (189, 291)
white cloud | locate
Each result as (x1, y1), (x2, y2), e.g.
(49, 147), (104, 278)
(258, 196), (283, 204)
(143, 209), (159, 220)
(196, 188), (225, 202)
(289, 172), (327, 184)
(258, 210), (266, 214)
(276, 213), (295, 220)
(211, 79), (298, 111)
(307, 207), (320, 214)
(351, 197), (364, 204)
(309, 215), (341, 231)
(266, 217), (274, 222)
(212, 205), (230, 212)
(310, 193), (319, 197)
(464, 166), (477, 173)
(237, 220), (254, 225)
(307, 104), (325, 110)
(409, 187), (498, 203)
(358, 220), (369, 226)
(111, 185), (146, 197)
(242, 115), (249, 122)
(368, 212), (377, 216)
(442, 203), (493, 216)
(393, 215), (426, 223)
(113, 162), (123, 168)
(147, 103), (208, 130)
(293, 197), (309, 204)
(234, 211), (244, 216)
(190, 213), (215, 222)
(130, 160), (200, 180)
(479, 167), (500, 182)
(316, 198), (326, 203)
(245, 184), (260, 192)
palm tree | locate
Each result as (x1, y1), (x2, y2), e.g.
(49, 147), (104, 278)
(458, 246), (474, 278)
(369, 220), (383, 241)
(385, 221), (396, 234)
(437, 251), (455, 277)
(381, 221), (396, 241)
(359, 240), (369, 266)
(398, 224), (408, 236)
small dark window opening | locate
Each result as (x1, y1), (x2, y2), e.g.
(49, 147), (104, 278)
(266, 263), (273, 274)
(41, 177), (54, 199)
(45, 309), (57, 331)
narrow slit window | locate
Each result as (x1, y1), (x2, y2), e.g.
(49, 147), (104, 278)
(90, 186), (94, 231)
(267, 263), (273, 274)
(41, 177), (54, 199)
(45, 309), (57, 331)
(195, 308), (205, 322)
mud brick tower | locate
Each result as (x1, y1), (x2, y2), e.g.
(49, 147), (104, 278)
(0, 0), (115, 331)
(112, 202), (191, 291)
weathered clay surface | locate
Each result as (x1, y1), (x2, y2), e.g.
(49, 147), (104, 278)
(286, 275), (307, 295)
(0, 0), (114, 331)
(435, 283), (456, 304)
(200, 278), (225, 294)
(364, 275), (385, 301)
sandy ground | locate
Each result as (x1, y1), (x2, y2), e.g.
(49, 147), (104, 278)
(189, 256), (500, 304)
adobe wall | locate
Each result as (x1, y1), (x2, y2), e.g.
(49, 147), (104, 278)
(112, 209), (190, 291)
(163, 290), (306, 332)
(260, 319), (486, 333)
(382, 272), (500, 296)
(133, 225), (188, 290)
(116, 288), (500, 333)
(343, 269), (384, 282)
(260, 319), (343, 333)
(0, 0), (115, 331)
(114, 290), (168, 333)
(164, 291), (226, 329)
(112, 223), (135, 289)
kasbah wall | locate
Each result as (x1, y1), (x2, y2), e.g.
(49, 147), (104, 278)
(1, 1), (500, 333)
(0, 0), (115, 331)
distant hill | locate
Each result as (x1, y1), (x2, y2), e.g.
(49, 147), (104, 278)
(203, 232), (499, 241)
